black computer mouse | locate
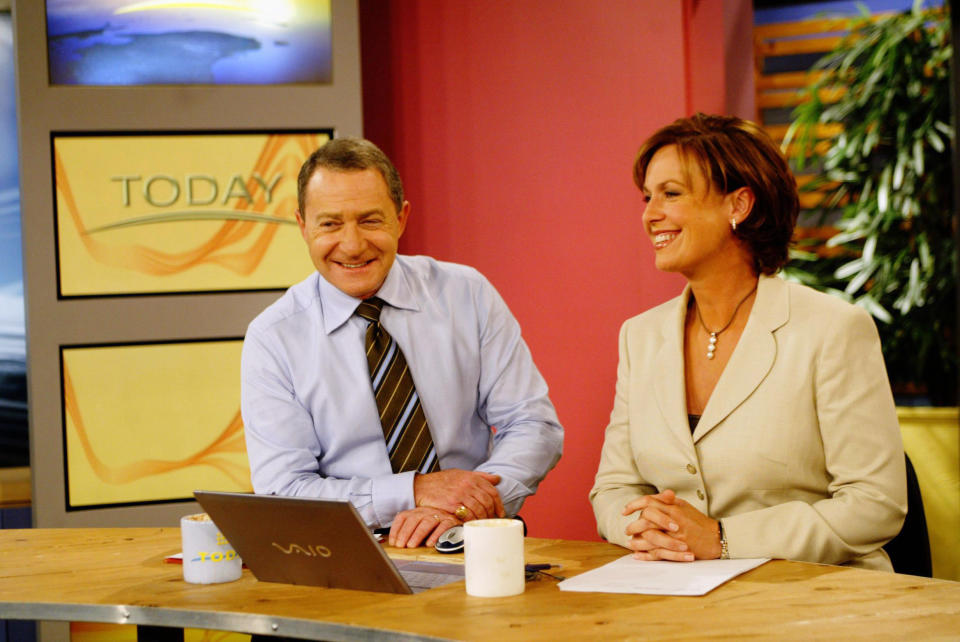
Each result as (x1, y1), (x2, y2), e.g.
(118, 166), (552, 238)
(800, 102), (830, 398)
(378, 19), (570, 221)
(434, 525), (464, 554)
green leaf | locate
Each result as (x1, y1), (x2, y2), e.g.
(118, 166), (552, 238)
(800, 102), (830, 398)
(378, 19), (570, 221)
(862, 234), (877, 263)
(845, 257), (879, 295)
(877, 165), (892, 214)
(826, 229), (866, 247)
(824, 287), (853, 301)
(788, 249), (820, 262)
(835, 258), (865, 280)
(934, 120), (954, 138)
(862, 128), (879, 156)
(926, 129), (945, 153)
(892, 151), (906, 190)
(917, 234), (932, 272)
(782, 3), (956, 402)
(897, 258), (923, 314)
(859, 177), (874, 204)
(856, 294), (893, 324)
(913, 138), (925, 176)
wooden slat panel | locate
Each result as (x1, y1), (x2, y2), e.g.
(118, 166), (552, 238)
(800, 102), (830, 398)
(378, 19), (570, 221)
(792, 225), (849, 258)
(758, 91), (803, 109)
(757, 86), (844, 109)
(799, 190), (849, 209)
(765, 123), (843, 141)
(753, 9), (912, 41)
(781, 139), (834, 158)
(755, 70), (827, 91)
(754, 17), (854, 41)
(799, 192), (822, 209)
(793, 225), (840, 240)
(795, 174), (841, 189)
(752, 12), (902, 243)
(757, 35), (845, 57)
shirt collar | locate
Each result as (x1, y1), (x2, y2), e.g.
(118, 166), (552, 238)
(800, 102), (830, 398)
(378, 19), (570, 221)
(317, 256), (421, 334)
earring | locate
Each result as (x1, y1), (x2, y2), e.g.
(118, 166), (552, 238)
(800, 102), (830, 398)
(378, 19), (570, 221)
(730, 219), (737, 231)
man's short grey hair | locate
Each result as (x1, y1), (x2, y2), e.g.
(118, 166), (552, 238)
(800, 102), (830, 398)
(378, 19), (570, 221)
(297, 137), (404, 214)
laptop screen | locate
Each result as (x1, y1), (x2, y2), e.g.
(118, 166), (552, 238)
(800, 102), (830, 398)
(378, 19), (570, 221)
(192, 491), (463, 594)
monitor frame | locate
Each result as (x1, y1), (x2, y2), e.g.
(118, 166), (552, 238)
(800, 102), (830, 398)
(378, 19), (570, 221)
(14, 0), (362, 530)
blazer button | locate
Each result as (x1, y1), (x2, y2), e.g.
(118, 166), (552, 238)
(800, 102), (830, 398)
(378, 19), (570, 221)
(686, 463), (697, 475)
(696, 489), (705, 500)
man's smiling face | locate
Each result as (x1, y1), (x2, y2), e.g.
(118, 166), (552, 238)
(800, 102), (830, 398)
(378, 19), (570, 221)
(296, 167), (409, 299)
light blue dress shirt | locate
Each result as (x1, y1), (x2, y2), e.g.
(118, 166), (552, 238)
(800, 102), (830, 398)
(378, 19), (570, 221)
(241, 255), (564, 528)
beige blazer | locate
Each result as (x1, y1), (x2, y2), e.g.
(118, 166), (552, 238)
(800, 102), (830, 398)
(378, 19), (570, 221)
(590, 275), (906, 571)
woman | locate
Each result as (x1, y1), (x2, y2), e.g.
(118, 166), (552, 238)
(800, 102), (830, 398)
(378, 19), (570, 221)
(589, 114), (906, 570)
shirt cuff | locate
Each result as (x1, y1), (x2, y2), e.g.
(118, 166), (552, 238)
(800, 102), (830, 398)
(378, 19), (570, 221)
(484, 474), (527, 517)
(371, 470), (417, 527)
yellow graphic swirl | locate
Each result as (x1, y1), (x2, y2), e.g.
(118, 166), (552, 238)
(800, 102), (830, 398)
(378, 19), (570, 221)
(55, 133), (321, 278)
(63, 363), (251, 490)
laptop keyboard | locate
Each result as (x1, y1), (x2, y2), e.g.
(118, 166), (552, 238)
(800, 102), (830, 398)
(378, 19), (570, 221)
(393, 560), (465, 593)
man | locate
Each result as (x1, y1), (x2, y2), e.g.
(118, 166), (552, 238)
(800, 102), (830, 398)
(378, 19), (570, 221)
(241, 138), (563, 549)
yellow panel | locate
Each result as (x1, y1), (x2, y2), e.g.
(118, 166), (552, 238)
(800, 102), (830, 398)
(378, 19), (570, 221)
(899, 407), (960, 582)
(63, 340), (251, 508)
(70, 622), (251, 642)
(54, 131), (325, 296)
(0, 467), (30, 506)
(70, 622), (136, 642)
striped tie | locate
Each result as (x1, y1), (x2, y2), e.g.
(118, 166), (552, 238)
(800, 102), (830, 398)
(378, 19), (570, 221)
(356, 298), (439, 474)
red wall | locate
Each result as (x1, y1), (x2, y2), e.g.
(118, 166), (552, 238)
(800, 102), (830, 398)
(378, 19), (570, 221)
(359, 0), (745, 540)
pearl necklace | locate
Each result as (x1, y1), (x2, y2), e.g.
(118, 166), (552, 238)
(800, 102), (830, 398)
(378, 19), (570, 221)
(694, 283), (758, 360)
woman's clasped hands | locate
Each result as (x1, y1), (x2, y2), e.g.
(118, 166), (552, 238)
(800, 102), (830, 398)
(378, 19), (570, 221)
(622, 489), (722, 562)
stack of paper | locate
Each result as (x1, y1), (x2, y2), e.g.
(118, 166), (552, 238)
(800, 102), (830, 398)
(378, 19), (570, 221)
(557, 555), (768, 596)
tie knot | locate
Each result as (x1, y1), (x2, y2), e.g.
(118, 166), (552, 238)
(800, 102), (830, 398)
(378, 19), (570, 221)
(355, 297), (385, 323)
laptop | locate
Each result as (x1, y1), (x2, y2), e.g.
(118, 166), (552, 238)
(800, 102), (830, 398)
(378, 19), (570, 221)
(192, 490), (465, 594)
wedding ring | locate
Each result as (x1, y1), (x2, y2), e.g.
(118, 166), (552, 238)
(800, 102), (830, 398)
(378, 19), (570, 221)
(455, 505), (470, 520)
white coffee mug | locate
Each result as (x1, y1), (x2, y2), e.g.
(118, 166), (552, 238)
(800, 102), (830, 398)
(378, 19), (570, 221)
(463, 518), (525, 597)
(180, 513), (242, 584)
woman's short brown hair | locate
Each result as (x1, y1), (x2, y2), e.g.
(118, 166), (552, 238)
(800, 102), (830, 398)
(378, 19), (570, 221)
(633, 113), (799, 275)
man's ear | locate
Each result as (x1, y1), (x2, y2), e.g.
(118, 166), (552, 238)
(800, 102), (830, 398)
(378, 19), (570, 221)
(295, 209), (308, 241)
(396, 200), (411, 237)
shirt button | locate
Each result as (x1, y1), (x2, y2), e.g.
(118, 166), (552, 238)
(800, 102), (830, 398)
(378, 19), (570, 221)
(696, 489), (705, 500)
(686, 463), (697, 475)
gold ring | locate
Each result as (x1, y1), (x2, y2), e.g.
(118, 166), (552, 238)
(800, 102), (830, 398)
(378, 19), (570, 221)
(433, 514), (441, 521)
(455, 505), (470, 520)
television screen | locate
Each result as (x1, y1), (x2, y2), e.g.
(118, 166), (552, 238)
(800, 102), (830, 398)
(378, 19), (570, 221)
(61, 339), (249, 509)
(52, 129), (328, 297)
(0, 14), (28, 468)
(46, 0), (332, 86)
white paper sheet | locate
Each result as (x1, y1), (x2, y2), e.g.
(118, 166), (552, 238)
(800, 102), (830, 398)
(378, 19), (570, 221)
(557, 555), (769, 596)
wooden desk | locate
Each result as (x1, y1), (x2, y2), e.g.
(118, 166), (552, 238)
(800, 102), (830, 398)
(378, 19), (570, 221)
(1, 528), (959, 641)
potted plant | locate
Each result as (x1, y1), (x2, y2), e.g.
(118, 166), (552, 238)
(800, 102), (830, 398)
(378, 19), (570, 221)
(783, 0), (958, 582)
(783, 0), (956, 406)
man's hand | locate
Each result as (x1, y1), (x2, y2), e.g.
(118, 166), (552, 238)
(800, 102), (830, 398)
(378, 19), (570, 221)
(622, 489), (722, 561)
(413, 469), (505, 521)
(388, 507), (460, 548)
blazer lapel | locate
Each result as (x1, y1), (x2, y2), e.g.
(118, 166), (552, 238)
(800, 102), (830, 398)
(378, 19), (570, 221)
(693, 275), (789, 443)
(654, 286), (695, 447)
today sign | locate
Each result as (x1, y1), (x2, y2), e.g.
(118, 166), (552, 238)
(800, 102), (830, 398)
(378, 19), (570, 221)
(53, 130), (329, 296)
(112, 173), (285, 208)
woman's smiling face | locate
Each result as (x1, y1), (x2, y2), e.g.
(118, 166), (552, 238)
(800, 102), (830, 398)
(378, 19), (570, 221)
(640, 144), (743, 280)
